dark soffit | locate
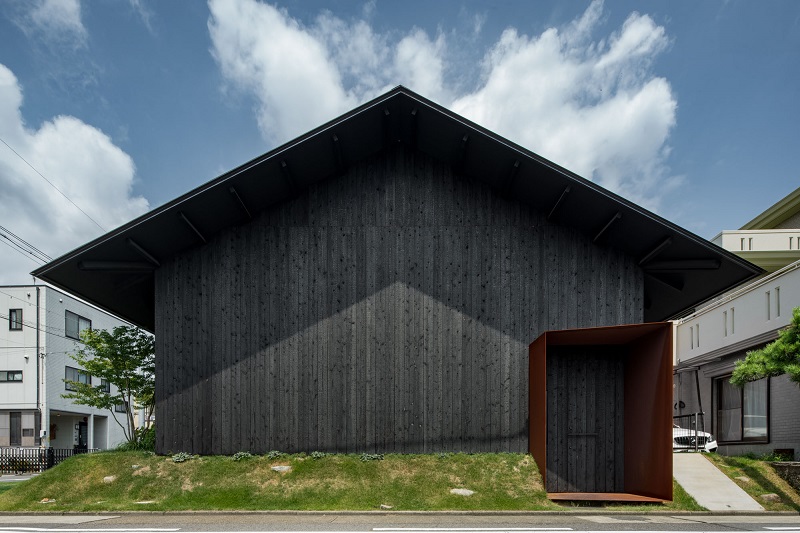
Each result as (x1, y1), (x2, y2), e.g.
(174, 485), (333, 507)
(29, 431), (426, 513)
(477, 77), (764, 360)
(32, 86), (762, 331)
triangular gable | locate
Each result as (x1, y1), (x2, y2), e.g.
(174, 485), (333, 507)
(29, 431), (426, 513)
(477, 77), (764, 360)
(32, 86), (761, 330)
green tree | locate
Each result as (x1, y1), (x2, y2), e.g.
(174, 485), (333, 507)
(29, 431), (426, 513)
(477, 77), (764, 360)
(731, 306), (800, 386)
(62, 326), (155, 445)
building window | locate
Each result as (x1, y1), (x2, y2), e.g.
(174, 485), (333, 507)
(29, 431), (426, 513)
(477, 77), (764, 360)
(723, 311), (728, 337)
(65, 366), (91, 391)
(65, 310), (91, 340)
(716, 376), (768, 443)
(766, 291), (771, 320)
(731, 307), (735, 335)
(748, 237), (753, 250)
(8, 309), (22, 330)
(0, 371), (23, 382)
(690, 326), (694, 349)
(100, 379), (110, 393)
(695, 324), (700, 348)
(115, 401), (128, 413)
(775, 287), (781, 318)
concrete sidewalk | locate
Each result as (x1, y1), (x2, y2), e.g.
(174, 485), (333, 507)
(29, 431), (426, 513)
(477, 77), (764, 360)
(673, 452), (765, 511)
(0, 474), (36, 483)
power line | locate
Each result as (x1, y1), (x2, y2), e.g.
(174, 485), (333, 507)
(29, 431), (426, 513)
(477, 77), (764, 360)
(0, 288), (77, 337)
(0, 347), (73, 356)
(0, 311), (82, 343)
(0, 225), (52, 262)
(0, 236), (44, 265)
(0, 227), (50, 265)
(0, 135), (105, 231)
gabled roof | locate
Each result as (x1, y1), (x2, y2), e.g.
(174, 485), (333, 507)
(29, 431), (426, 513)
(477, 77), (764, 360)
(740, 185), (800, 230)
(32, 86), (762, 331)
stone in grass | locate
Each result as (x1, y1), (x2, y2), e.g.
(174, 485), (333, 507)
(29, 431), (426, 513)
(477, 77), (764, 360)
(380, 504), (393, 510)
(450, 488), (475, 496)
(39, 498), (56, 504)
(761, 493), (782, 503)
(271, 465), (292, 473)
(736, 476), (751, 483)
(103, 475), (116, 484)
(135, 500), (156, 504)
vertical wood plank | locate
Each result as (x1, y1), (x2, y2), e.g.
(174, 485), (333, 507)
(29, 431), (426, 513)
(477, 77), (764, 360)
(154, 145), (646, 458)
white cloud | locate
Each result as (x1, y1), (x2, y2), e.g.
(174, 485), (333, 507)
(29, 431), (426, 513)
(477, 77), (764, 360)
(208, 0), (677, 209)
(24, 0), (88, 48)
(0, 63), (149, 284)
(452, 4), (676, 207)
(208, 0), (356, 143)
(208, 0), (451, 143)
(128, 0), (155, 33)
(393, 29), (448, 104)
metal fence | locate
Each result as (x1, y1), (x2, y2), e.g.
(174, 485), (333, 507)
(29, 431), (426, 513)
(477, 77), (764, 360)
(0, 447), (98, 474)
(673, 412), (709, 452)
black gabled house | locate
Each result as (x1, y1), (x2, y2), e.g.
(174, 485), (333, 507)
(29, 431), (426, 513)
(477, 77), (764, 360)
(33, 87), (760, 464)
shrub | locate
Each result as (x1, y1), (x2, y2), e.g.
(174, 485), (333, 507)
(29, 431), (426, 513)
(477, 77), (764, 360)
(233, 451), (253, 461)
(117, 425), (156, 452)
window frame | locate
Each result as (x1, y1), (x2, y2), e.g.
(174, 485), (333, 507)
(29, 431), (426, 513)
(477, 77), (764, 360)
(715, 374), (770, 445)
(65, 310), (92, 340)
(114, 401), (128, 413)
(0, 370), (23, 382)
(8, 309), (22, 331)
(65, 365), (91, 391)
(100, 379), (111, 393)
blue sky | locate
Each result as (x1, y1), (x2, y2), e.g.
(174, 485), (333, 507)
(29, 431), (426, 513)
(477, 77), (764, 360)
(0, 0), (798, 284)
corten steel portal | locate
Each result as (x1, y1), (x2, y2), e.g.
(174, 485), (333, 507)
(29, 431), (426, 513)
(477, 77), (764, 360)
(529, 322), (673, 502)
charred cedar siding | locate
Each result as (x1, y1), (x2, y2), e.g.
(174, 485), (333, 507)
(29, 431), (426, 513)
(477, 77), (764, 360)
(154, 145), (644, 455)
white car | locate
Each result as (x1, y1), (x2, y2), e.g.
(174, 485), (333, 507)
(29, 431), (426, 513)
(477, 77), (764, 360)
(673, 424), (718, 452)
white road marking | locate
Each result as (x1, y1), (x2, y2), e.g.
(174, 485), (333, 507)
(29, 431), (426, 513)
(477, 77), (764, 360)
(0, 530), (788, 533)
(0, 519), (118, 526)
(764, 529), (800, 531)
(372, 527), (573, 531)
(0, 517), (180, 533)
(689, 517), (800, 524)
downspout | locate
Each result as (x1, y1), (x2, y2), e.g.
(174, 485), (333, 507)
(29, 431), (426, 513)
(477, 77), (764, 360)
(36, 286), (41, 442)
(695, 368), (705, 434)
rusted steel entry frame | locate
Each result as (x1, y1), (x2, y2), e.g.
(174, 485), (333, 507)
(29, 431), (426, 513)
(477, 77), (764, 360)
(529, 322), (673, 502)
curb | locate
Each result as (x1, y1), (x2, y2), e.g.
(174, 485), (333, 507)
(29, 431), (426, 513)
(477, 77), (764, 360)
(0, 510), (798, 516)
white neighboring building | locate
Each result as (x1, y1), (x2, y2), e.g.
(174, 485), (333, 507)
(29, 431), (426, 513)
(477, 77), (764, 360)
(674, 186), (800, 459)
(1, 285), (129, 450)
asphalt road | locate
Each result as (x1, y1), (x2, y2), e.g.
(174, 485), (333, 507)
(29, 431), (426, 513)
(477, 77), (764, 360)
(0, 513), (798, 533)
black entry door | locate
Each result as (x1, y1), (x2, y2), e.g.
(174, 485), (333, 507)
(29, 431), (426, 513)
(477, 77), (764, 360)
(9, 412), (21, 447)
(545, 346), (624, 493)
(76, 421), (88, 450)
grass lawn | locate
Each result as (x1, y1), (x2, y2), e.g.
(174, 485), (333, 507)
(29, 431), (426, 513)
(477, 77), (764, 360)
(0, 451), (700, 512)
(704, 453), (800, 512)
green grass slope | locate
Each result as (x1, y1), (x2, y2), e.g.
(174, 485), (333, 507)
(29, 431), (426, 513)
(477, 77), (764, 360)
(704, 453), (800, 512)
(0, 451), (699, 512)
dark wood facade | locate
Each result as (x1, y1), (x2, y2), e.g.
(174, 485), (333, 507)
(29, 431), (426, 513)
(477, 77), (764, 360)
(155, 145), (644, 455)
